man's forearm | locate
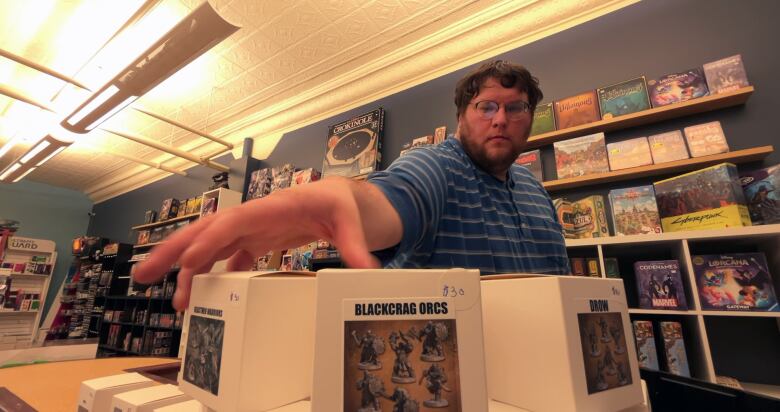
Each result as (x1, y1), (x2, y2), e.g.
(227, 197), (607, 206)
(342, 177), (403, 251)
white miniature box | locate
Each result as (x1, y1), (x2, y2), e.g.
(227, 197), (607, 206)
(77, 372), (156, 412)
(112, 384), (190, 412)
(311, 269), (488, 411)
(153, 399), (206, 411)
(177, 271), (317, 412)
(481, 275), (643, 412)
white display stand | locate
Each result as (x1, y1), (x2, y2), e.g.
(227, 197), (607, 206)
(177, 271), (316, 412)
(0, 236), (56, 350)
(482, 275), (643, 412)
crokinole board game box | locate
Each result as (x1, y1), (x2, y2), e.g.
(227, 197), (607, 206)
(692, 253), (779, 312)
(177, 271), (317, 411)
(322, 108), (384, 178)
(481, 275), (642, 412)
(311, 269), (487, 412)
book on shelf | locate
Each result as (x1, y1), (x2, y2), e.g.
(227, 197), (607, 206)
(648, 130), (689, 164)
(634, 260), (688, 310)
(597, 76), (651, 119)
(604, 258), (620, 279)
(632, 320), (659, 371)
(553, 132), (609, 179)
(683, 121), (729, 158)
(659, 321), (690, 378)
(607, 137), (653, 171)
(703, 54), (750, 94)
(647, 68), (709, 107)
(608, 185), (662, 236)
(739, 163), (780, 225)
(554, 90), (601, 129)
(530, 102), (556, 136)
(692, 252), (778, 312)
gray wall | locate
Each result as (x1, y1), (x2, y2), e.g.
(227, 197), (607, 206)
(0, 180), (92, 318)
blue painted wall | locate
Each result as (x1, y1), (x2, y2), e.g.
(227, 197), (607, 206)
(0, 180), (92, 320)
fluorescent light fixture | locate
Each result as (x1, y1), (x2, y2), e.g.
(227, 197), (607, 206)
(20, 140), (50, 163)
(12, 166), (36, 183)
(60, 2), (239, 134)
(36, 146), (66, 167)
(0, 163), (21, 180)
(0, 136), (22, 159)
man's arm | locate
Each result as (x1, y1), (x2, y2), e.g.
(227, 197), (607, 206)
(133, 176), (402, 310)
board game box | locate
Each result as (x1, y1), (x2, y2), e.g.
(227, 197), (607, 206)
(692, 253), (779, 311)
(530, 102), (555, 136)
(739, 164), (780, 225)
(246, 168), (272, 200)
(514, 149), (543, 181)
(553, 198), (575, 239)
(270, 164), (295, 192)
(703, 54), (750, 94)
(434, 126), (447, 144)
(604, 258), (620, 279)
(553, 132), (609, 179)
(291, 168), (321, 186)
(553, 90), (600, 129)
(647, 68), (709, 107)
(648, 130), (689, 164)
(683, 121), (729, 157)
(608, 185), (662, 236)
(659, 321), (690, 377)
(572, 195), (610, 239)
(632, 320), (659, 370)
(654, 163), (751, 232)
(607, 137), (653, 171)
(634, 260), (688, 310)
(597, 77), (651, 119)
(322, 108), (384, 178)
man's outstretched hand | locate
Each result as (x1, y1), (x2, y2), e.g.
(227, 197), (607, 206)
(132, 178), (395, 310)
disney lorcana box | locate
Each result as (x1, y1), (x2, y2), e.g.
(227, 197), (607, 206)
(177, 271), (317, 411)
(78, 372), (156, 411)
(481, 276), (643, 412)
(311, 269), (488, 412)
(111, 384), (190, 412)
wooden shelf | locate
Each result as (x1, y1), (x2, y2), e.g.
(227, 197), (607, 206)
(543, 145), (773, 192)
(566, 223), (780, 247)
(131, 213), (200, 231)
(628, 309), (696, 316)
(700, 310), (780, 318)
(133, 241), (165, 249)
(526, 86), (754, 149)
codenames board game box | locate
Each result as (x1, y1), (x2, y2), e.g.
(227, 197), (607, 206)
(530, 102), (556, 136)
(703, 54), (750, 94)
(692, 253), (778, 312)
(311, 269), (487, 412)
(482, 276), (642, 412)
(607, 137), (653, 171)
(683, 121), (729, 157)
(597, 77), (651, 119)
(648, 130), (689, 164)
(554, 90), (601, 129)
(740, 164), (780, 225)
(631, 320), (659, 371)
(608, 185), (662, 236)
(647, 68), (709, 107)
(111, 384), (190, 412)
(78, 372), (156, 412)
(653, 163), (751, 232)
(177, 271), (317, 411)
(515, 149), (543, 181)
(554, 132), (609, 179)
(634, 260), (688, 310)
(322, 108), (384, 178)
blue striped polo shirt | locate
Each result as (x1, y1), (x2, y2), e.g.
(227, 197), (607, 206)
(368, 137), (570, 275)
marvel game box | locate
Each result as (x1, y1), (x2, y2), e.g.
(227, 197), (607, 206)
(647, 68), (709, 107)
(322, 108), (384, 178)
(632, 320), (659, 371)
(683, 121), (729, 158)
(607, 137), (653, 171)
(554, 90), (601, 129)
(554, 132), (609, 179)
(608, 185), (662, 236)
(703, 54), (750, 94)
(648, 130), (689, 164)
(739, 164), (780, 225)
(634, 260), (688, 310)
(530, 102), (556, 136)
(692, 253), (779, 311)
(597, 77), (651, 119)
(653, 163), (751, 232)
(515, 149), (543, 181)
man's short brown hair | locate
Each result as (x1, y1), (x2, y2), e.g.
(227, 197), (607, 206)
(454, 60), (543, 119)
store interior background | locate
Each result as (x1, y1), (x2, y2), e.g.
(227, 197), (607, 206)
(1, 0), (779, 383)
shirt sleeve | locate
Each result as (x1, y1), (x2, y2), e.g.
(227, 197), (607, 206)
(367, 148), (449, 264)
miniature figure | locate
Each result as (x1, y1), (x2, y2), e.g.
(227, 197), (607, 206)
(389, 330), (415, 383)
(610, 324), (625, 354)
(356, 370), (389, 412)
(617, 361), (630, 385)
(382, 387), (420, 412)
(598, 316), (611, 343)
(415, 321), (449, 362)
(588, 324), (600, 357)
(603, 350), (617, 376)
(595, 359), (609, 390)
(419, 363), (451, 408)
(352, 329), (385, 370)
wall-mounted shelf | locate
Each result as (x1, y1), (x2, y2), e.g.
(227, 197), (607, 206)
(527, 86), (754, 149)
(133, 241), (165, 249)
(543, 145), (773, 192)
(131, 213), (200, 231)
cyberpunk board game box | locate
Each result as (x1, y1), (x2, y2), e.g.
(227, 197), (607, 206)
(703, 54), (750, 94)
(322, 108), (384, 179)
(530, 102), (555, 136)
(514, 149), (543, 181)
(607, 136), (653, 171)
(597, 77), (651, 119)
(647, 68), (709, 107)
(553, 132), (609, 179)
(554, 90), (600, 129)
(632, 320), (659, 370)
(692, 253), (779, 311)
(648, 130), (689, 164)
(654, 163), (751, 232)
(683, 121), (729, 158)
(634, 260), (688, 310)
(659, 321), (690, 377)
(740, 164), (780, 225)
(608, 185), (662, 236)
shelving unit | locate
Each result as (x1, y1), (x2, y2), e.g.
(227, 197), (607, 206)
(527, 86), (754, 149)
(131, 213), (200, 231)
(565, 224), (780, 398)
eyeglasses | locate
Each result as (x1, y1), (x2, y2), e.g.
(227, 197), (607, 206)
(471, 100), (532, 121)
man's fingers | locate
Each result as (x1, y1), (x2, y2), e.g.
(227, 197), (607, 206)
(133, 217), (214, 284)
(173, 261), (214, 311)
(226, 249), (257, 271)
(180, 207), (264, 270)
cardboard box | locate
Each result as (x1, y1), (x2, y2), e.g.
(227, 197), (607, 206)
(112, 384), (190, 412)
(482, 276), (643, 412)
(78, 372), (156, 412)
(178, 271), (317, 411)
(153, 399), (206, 412)
(311, 269), (488, 411)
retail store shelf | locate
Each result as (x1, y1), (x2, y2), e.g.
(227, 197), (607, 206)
(628, 309), (696, 316)
(565, 223), (780, 247)
(131, 213), (200, 230)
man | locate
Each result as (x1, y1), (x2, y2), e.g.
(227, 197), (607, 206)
(134, 60), (569, 311)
